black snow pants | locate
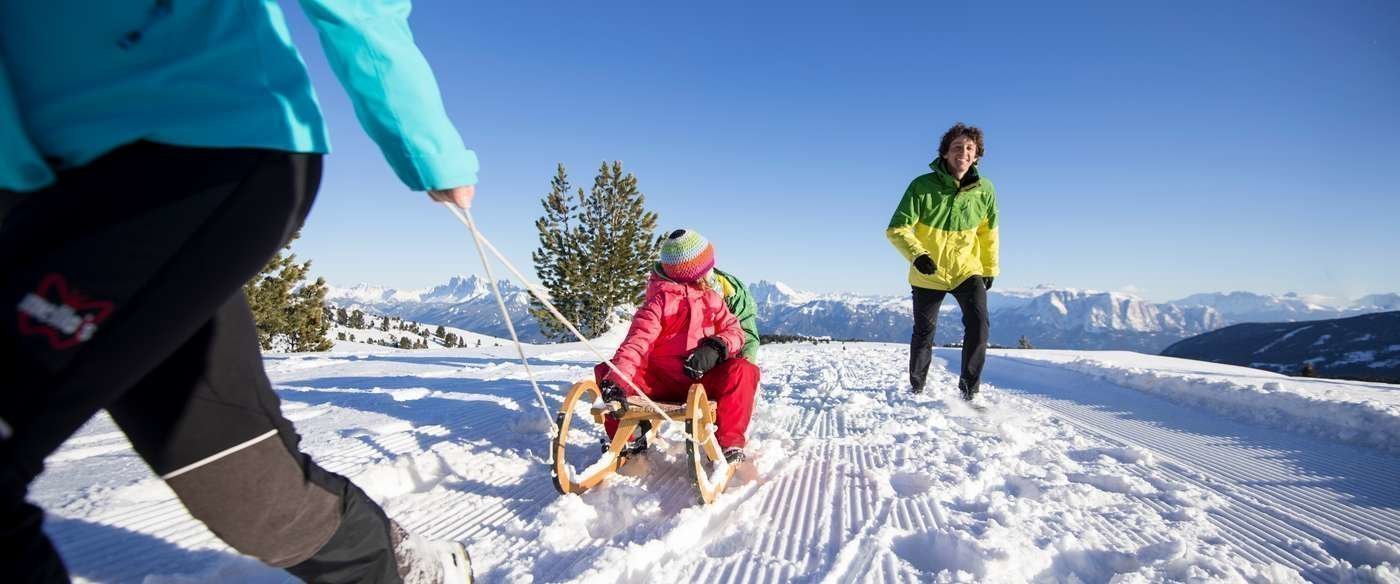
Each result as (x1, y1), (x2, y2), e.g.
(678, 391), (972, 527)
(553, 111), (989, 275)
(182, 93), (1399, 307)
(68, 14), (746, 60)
(0, 142), (404, 583)
(909, 276), (989, 393)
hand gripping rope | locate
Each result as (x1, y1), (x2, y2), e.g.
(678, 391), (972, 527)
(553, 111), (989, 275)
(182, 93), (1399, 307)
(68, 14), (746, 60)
(442, 205), (701, 444)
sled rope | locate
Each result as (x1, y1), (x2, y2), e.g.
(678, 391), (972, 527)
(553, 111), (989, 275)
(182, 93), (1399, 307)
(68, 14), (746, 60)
(443, 204), (683, 427)
(445, 204), (559, 436)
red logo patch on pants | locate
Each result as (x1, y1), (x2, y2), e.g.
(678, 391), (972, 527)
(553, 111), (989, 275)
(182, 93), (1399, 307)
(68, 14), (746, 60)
(15, 273), (115, 350)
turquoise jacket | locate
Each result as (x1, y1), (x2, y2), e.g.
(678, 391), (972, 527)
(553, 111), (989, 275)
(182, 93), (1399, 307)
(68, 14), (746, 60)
(0, 0), (477, 193)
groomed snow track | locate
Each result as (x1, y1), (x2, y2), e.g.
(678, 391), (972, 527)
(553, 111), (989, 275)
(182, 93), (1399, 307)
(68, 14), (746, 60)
(32, 343), (1400, 582)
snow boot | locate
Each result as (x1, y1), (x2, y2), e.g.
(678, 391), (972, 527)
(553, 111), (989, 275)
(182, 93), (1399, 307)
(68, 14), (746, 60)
(432, 541), (474, 584)
(602, 420), (651, 456)
(391, 522), (474, 584)
(958, 380), (979, 401)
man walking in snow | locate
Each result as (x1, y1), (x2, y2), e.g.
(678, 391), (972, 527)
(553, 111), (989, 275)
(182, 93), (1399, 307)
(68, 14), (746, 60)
(1, 2), (476, 582)
(886, 123), (1000, 400)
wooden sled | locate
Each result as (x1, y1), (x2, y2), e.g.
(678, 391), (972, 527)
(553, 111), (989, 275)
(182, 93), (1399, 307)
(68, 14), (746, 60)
(550, 379), (737, 504)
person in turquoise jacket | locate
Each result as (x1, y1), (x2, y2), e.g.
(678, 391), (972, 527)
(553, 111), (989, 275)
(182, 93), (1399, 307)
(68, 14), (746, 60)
(1, 2), (476, 582)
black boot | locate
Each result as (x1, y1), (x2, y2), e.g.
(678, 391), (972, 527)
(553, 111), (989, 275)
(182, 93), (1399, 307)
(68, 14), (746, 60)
(958, 379), (979, 401)
(602, 420), (651, 456)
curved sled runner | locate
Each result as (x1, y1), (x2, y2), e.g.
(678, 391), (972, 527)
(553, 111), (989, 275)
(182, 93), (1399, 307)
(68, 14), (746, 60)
(550, 379), (737, 504)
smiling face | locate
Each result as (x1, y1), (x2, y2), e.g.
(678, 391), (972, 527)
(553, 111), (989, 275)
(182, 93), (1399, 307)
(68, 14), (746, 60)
(942, 135), (979, 178)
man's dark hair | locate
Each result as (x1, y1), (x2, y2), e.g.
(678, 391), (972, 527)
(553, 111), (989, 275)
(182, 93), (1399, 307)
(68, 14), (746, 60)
(938, 122), (985, 158)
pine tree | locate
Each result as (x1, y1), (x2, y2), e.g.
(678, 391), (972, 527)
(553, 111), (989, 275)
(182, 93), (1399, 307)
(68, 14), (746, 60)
(380, 316), (390, 331)
(444, 332), (458, 347)
(1018, 335), (1034, 350)
(398, 337), (413, 350)
(529, 164), (589, 341)
(349, 309), (365, 329)
(531, 161), (659, 340)
(287, 275), (334, 352)
(336, 307), (349, 326)
(242, 232), (334, 352)
(435, 324), (446, 338)
(579, 161), (659, 334)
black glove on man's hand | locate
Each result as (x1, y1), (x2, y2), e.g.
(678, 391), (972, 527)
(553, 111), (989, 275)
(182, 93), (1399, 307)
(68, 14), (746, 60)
(684, 337), (727, 380)
(983, 276), (994, 290)
(913, 254), (937, 275)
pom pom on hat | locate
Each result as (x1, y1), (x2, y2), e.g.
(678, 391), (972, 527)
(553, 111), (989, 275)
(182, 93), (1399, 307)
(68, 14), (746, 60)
(659, 229), (715, 283)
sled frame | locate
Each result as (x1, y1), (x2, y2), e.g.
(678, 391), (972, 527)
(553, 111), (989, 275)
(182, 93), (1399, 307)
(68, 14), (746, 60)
(550, 379), (737, 504)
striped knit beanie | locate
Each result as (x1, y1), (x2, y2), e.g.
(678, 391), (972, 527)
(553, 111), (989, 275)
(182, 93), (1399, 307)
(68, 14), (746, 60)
(659, 229), (715, 283)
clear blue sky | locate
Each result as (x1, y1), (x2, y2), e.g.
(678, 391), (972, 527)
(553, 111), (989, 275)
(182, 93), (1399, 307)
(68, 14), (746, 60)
(282, 0), (1400, 302)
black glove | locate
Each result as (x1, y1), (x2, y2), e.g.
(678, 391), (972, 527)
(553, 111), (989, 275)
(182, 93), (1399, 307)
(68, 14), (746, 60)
(599, 379), (628, 415)
(913, 254), (937, 275)
(684, 337), (728, 380)
(983, 276), (994, 290)
(599, 379), (623, 399)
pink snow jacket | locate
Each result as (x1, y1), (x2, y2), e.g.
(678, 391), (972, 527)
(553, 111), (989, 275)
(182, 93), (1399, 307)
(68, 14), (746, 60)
(606, 270), (746, 391)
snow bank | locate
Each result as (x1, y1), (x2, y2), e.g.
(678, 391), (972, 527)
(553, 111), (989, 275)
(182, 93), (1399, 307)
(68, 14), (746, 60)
(1048, 356), (1400, 454)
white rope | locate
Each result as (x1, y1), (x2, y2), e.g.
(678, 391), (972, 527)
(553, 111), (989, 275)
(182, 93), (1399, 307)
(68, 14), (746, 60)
(443, 204), (559, 436)
(442, 204), (680, 426)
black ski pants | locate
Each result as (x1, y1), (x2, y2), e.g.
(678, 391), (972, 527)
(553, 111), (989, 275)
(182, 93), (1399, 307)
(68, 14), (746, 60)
(909, 276), (989, 392)
(1, 142), (403, 583)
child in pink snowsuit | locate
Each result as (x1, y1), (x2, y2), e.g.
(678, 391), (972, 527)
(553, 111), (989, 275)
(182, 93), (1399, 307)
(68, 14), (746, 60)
(595, 229), (760, 461)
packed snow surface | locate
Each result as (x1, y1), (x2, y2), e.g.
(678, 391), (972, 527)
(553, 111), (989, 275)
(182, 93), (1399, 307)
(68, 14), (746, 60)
(32, 342), (1400, 582)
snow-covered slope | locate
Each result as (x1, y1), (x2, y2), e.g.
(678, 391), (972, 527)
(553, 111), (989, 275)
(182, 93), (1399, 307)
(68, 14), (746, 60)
(33, 343), (1400, 582)
(1162, 311), (1400, 382)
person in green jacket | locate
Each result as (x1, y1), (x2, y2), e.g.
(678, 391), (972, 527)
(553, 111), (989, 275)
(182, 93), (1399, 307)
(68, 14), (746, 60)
(886, 123), (999, 401)
(713, 268), (761, 363)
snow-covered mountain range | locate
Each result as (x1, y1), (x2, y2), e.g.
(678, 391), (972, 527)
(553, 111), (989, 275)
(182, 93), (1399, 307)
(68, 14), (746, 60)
(748, 281), (1226, 352)
(328, 275), (545, 341)
(326, 276), (1397, 353)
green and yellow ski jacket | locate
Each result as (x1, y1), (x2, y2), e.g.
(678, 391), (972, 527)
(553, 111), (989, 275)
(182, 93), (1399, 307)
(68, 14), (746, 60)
(886, 159), (999, 291)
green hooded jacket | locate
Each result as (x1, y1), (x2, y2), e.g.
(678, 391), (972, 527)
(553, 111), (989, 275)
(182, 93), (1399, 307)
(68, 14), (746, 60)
(714, 269), (760, 361)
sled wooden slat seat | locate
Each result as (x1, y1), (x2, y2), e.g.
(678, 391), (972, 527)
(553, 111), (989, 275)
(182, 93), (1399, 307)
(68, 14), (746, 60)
(588, 396), (701, 423)
(551, 379), (737, 504)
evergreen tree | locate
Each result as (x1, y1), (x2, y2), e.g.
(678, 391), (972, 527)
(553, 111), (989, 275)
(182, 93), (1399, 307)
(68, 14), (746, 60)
(529, 164), (589, 340)
(287, 275), (334, 352)
(380, 316), (390, 331)
(435, 324), (447, 338)
(579, 161), (659, 333)
(444, 332), (458, 347)
(530, 161), (659, 340)
(397, 337), (413, 350)
(242, 232), (334, 352)
(336, 307), (349, 325)
(349, 309), (365, 329)
(1300, 362), (1317, 377)
(337, 332), (346, 341)
(1018, 335), (1034, 350)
